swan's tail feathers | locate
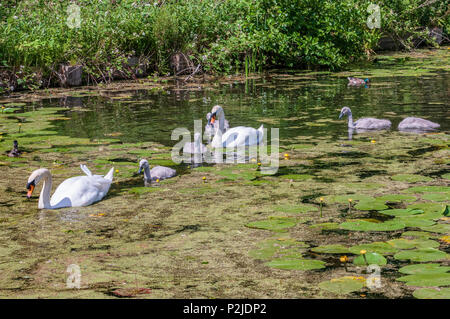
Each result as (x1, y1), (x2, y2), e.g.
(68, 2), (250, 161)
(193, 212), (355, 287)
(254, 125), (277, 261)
(105, 167), (114, 181)
(80, 164), (93, 176)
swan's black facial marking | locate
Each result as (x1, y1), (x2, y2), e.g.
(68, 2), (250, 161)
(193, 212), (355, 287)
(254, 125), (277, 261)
(209, 112), (217, 125)
(26, 180), (35, 199)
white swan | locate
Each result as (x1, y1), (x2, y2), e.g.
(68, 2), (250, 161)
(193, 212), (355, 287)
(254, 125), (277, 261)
(26, 165), (114, 209)
(205, 108), (229, 138)
(209, 105), (264, 148)
(339, 106), (391, 130)
(138, 159), (176, 186)
(398, 117), (440, 131)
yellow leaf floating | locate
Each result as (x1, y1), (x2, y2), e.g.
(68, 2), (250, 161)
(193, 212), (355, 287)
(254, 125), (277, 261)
(439, 236), (450, 244)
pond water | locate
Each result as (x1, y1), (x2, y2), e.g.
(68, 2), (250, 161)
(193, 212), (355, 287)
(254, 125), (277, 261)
(0, 49), (448, 299)
(24, 69), (449, 147)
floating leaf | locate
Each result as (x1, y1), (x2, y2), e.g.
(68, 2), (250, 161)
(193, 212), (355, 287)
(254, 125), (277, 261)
(353, 252), (387, 266)
(349, 242), (398, 255)
(376, 194), (417, 203)
(394, 217), (436, 228)
(399, 263), (450, 275)
(387, 238), (440, 249)
(420, 224), (450, 234)
(245, 217), (297, 232)
(354, 201), (389, 211)
(249, 239), (308, 260)
(413, 288), (450, 299)
(318, 276), (365, 295)
(401, 231), (433, 239)
(340, 220), (405, 232)
(397, 273), (450, 287)
(407, 202), (446, 214)
(402, 186), (450, 193)
(311, 244), (350, 254)
(265, 258), (325, 270)
(379, 208), (423, 217)
(394, 248), (447, 262)
(422, 193), (449, 202)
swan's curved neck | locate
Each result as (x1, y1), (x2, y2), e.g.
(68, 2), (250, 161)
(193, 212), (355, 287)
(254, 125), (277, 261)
(38, 171), (52, 209)
(143, 165), (152, 183)
(216, 107), (225, 133)
(347, 112), (354, 128)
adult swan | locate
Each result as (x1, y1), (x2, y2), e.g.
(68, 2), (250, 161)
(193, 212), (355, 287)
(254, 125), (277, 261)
(209, 105), (264, 148)
(26, 165), (114, 209)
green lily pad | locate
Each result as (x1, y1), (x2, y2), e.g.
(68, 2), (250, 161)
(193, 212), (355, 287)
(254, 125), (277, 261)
(401, 231), (433, 239)
(265, 258), (326, 270)
(399, 263), (450, 275)
(249, 239), (309, 260)
(402, 186), (450, 193)
(394, 217), (436, 228)
(379, 208), (424, 217)
(245, 217), (297, 232)
(340, 220), (405, 232)
(407, 203), (446, 214)
(349, 242), (398, 255)
(273, 204), (318, 214)
(422, 193), (449, 202)
(318, 276), (365, 295)
(413, 288), (450, 299)
(353, 252), (387, 266)
(420, 224), (450, 234)
(397, 273), (450, 287)
(386, 238), (440, 249)
(354, 201), (389, 211)
(376, 194), (417, 203)
(442, 173), (450, 180)
(391, 174), (433, 183)
(311, 244), (350, 254)
(394, 248), (447, 262)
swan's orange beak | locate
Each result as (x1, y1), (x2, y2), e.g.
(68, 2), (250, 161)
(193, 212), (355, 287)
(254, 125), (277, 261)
(210, 115), (216, 124)
(26, 183), (35, 199)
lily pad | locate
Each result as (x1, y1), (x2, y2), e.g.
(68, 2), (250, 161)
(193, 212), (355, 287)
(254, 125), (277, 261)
(386, 238), (440, 249)
(402, 186), (450, 193)
(245, 217), (297, 232)
(391, 174), (433, 183)
(354, 201), (389, 211)
(379, 208), (424, 217)
(401, 231), (433, 239)
(394, 248), (447, 262)
(422, 193), (449, 202)
(311, 244), (350, 254)
(249, 239), (309, 260)
(407, 203), (446, 214)
(340, 220), (405, 232)
(420, 224), (450, 234)
(413, 288), (450, 299)
(397, 273), (450, 287)
(349, 242), (398, 255)
(394, 217), (436, 228)
(318, 276), (365, 295)
(265, 258), (326, 270)
(399, 263), (450, 275)
(376, 194), (417, 203)
(353, 252), (387, 266)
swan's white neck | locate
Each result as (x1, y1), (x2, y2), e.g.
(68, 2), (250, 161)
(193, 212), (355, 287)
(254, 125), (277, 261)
(38, 171), (52, 209)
